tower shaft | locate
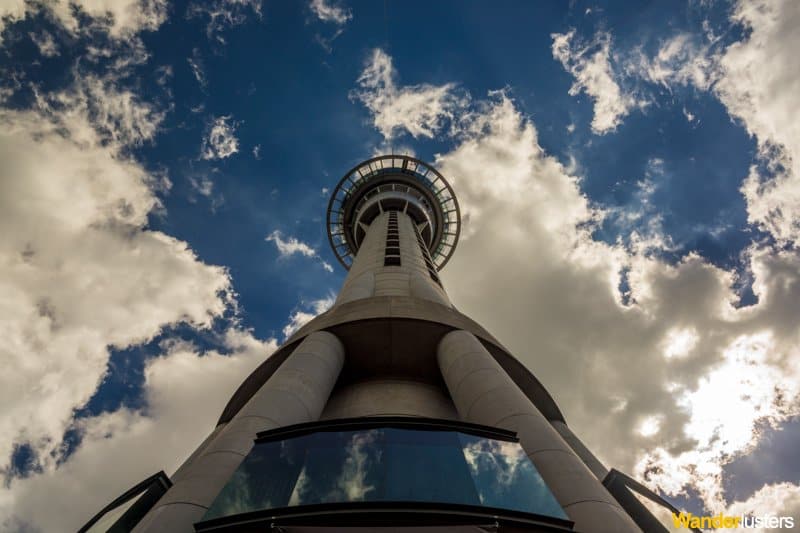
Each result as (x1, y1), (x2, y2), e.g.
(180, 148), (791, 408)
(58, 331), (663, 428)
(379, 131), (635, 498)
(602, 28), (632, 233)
(337, 210), (450, 307)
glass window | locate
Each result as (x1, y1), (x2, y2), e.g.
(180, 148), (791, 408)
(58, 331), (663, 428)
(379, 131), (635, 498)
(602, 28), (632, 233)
(202, 423), (568, 523)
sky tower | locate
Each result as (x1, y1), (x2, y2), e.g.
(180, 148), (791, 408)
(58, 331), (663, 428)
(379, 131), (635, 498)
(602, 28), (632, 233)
(82, 155), (682, 533)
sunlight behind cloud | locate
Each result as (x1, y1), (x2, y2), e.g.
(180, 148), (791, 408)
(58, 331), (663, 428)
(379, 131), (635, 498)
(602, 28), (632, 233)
(662, 328), (700, 359)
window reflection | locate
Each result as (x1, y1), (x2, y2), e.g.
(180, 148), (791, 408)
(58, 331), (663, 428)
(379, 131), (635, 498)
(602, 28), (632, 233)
(203, 424), (567, 523)
(460, 434), (555, 513)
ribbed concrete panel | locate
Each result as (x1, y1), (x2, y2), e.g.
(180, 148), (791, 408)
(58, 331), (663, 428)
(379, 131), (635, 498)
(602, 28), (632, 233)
(169, 423), (226, 485)
(398, 212), (450, 305)
(336, 211), (385, 304)
(133, 331), (345, 533)
(437, 330), (640, 533)
(321, 379), (459, 419)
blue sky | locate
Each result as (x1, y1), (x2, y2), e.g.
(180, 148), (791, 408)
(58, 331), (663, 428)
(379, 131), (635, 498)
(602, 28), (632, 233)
(1, 0), (799, 530)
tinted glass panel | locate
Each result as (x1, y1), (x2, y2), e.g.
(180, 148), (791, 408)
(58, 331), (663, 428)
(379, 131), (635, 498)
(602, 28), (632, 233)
(203, 427), (567, 522)
(383, 428), (478, 504)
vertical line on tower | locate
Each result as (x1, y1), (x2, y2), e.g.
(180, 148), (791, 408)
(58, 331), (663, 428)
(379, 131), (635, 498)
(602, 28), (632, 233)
(384, 211), (401, 266)
(413, 223), (441, 286)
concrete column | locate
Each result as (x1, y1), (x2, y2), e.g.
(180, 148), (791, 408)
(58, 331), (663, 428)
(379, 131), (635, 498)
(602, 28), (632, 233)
(437, 330), (640, 533)
(134, 331), (345, 532)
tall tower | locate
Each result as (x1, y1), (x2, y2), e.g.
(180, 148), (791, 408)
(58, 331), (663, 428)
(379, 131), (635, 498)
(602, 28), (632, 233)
(82, 156), (676, 533)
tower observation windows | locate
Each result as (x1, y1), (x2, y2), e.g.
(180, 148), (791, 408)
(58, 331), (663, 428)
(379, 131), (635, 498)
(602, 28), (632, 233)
(414, 224), (442, 286)
(327, 155), (460, 271)
(197, 418), (571, 530)
(384, 211), (401, 266)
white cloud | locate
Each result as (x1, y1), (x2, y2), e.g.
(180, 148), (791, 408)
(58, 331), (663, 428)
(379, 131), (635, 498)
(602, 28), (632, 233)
(714, 0), (800, 247)
(426, 91), (800, 521)
(551, 29), (643, 134)
(0, 328), (277, 532)
(201, 115), (239, 160)
(266, 230), (334, 274)
(616, 0), (800, 247)
(266, 230), (318, 258)
(154, 64), (173, 88)
(308, 0), (351, 52)
(661, 327), (700, 360)
(189, 176), (214, 197)
(309, 0), (352, 25)
(252, 143), (261, 159)
(28, 30), (59, 57)
(630, 33), (715, 90)
(0, 75), (234, 506)
(1, 0), (168, 43)
(605, 158), (680, 256)
(351, 48), (468, 141)
(188, 175), (225, 213)
(55, 74), (166, 147)
(725, 482), (800, 530)
(187, 0), (263, 45)
(282, 295), (335, 339)
(188, 48), (208, 88)
(0, 1), (25, 36)
(351, 50), (800, 517)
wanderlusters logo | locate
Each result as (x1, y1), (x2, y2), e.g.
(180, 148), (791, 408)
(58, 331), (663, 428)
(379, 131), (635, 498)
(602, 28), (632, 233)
(672, 512), (795, 529)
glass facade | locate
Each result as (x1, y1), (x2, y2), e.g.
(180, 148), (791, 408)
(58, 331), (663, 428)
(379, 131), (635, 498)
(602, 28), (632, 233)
(202, 423), (567, 523)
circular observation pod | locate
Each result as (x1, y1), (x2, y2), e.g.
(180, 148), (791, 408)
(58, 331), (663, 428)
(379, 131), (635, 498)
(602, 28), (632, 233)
(326, 155), (461, 271)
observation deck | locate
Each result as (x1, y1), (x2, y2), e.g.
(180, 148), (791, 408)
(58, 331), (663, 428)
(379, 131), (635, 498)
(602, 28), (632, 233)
(326, 155), (461, 271)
